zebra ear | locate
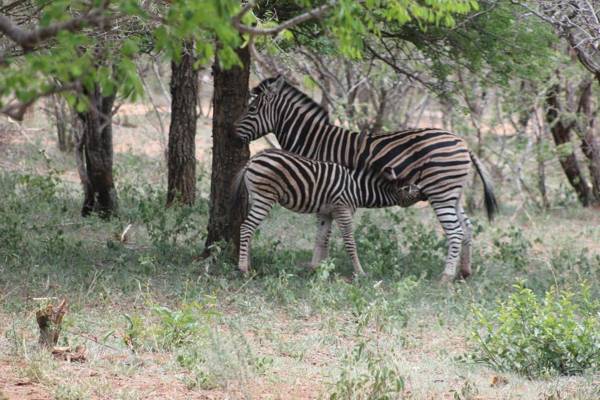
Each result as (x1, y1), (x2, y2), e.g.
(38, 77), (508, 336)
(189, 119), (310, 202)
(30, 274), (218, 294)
(269, 75), (286, 94)
(381, 167), (398, 181)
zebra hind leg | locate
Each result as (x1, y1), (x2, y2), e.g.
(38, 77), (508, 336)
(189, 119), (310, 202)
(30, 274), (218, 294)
(332, 207), (365, 277)
(458, 205), (473, 279)
(310, 213), (333, 269)
(238, 194), (275, 273)
(431, 198), (464, 283)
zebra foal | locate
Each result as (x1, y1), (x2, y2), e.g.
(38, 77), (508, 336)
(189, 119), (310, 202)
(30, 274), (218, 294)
(232, 148), (422, 275)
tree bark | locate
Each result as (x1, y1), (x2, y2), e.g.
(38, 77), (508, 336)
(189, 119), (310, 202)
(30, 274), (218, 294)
(204, 45), (250, 257)
(51, 95), (74, 152)
(167, 40), (198, 207)
(534, 109), (550, 209)
(545, 82), (592, 206)
(576, 78), (600, 204)
(77, 85), (117, 218)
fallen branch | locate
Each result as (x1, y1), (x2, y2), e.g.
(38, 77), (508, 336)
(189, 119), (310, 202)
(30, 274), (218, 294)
(52, 345), (87, 362)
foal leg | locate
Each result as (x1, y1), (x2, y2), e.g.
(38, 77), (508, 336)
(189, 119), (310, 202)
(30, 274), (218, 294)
(310, 213), (333, 269)
(238, 194), (275, 273)
(457, 204), (473, 279)
(430, 197), (464, 283)
(333, 207), (365, 277)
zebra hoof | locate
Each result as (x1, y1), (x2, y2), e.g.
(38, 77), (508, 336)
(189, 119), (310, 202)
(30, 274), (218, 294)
(459, 269), (472, 280)
(352, 271), (367, 281)
(439, 274), (455, 285)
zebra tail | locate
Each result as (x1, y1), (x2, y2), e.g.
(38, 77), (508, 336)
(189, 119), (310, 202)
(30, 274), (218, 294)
(469, 152), (498, 221)
(231, 164), (248, 213)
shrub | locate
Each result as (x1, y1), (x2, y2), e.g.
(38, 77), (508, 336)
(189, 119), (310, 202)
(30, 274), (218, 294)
(491, 226), (531, 270)
(469, 283), (600, 378)
(329, 343), (405, 400)
(353, 210), (445, 279)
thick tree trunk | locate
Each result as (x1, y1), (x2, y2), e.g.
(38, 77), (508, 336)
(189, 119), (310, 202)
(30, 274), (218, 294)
(167, 41), (198, 207)
(577, 79), (600, 204)
(204, 46), (250, 256)
(545, 83), (592, 206)
(582, 131), (600, 204)
(77, 86), (117, 218)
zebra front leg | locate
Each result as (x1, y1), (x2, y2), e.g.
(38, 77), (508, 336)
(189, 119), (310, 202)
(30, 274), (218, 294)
(238, 195), (274, 273)
(431, 198), (464, 283)
(458, 205), (473, 279)
(310, 213), (333, 269)
(333, 207), (365, 277)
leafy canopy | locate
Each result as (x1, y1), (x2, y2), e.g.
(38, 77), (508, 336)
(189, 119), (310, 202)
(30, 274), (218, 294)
(0, 0), (479, 111)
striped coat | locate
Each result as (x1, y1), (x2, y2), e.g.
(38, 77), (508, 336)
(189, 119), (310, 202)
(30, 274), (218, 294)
(232, 148), (422, 275)
(235, 76), (498, 281)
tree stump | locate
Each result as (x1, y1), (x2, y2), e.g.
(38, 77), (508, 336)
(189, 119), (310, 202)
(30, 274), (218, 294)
(35, 299), (67, 348)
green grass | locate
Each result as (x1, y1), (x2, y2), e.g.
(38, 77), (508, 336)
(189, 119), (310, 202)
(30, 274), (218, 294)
(1, 128), (600, 399)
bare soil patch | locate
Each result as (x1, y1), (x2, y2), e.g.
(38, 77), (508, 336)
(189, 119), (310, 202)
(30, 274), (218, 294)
(0, 360), (50, 400)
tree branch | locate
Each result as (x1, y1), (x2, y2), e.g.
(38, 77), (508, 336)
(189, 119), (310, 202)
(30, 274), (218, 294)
(0, 4), (111, 51)
(364, 41), (428, 88)
(232, 2), (332, 36)
(0, 82), (80, 121)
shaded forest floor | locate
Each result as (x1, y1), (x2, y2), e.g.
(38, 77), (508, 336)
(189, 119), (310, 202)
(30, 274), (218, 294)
(1, 113), (600, 399)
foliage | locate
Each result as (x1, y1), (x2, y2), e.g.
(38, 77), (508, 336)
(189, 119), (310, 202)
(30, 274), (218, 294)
(0, 0), (481, 115)
(469, 283), (600, 378)
(491, 226), (531, 271)
(151, 300), (219, 350)
(329, 341), (405, 400)
(351, 210), (446, 279)
(3, 129), (600, 397)
(328, 285), (407, 400)
(123, 298), (220, 351)
(136, 187), (207, 254)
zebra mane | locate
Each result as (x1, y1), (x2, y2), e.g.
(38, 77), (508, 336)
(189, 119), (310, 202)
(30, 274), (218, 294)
(253, 77), (330, 123)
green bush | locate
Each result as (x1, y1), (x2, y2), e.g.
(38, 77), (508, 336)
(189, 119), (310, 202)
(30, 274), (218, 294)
(469, 283), (600, 378)
(491, 226), (531, 270)
(353, 210), (445, 279)
(329, 343), (404, 400)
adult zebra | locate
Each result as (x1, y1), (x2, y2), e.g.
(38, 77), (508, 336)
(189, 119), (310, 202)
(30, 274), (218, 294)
(235, 76), (498, 282)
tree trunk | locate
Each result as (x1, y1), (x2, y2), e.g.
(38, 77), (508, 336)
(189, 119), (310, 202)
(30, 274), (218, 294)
(167, 41), (198, 207)
(534, 109), (550, 209)
(576, 78), (600, 204)
(545, 83), (592, 206)
(51, 95), (75, 152)
(204, 45), (250, 257)
(77, 86), (117, 218)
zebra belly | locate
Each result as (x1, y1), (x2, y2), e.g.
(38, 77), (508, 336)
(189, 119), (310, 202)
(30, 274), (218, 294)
(278, 197), (340, 215)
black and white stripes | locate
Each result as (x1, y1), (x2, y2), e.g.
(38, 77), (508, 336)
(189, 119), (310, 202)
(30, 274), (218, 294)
(232, 149), (422, 275)
(235, 76), (498, 281)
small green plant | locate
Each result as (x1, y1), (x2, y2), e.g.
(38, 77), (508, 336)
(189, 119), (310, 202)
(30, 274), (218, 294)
(451, 378), (479, 400)
(131, 184), (207, 255)
(54, 384), (90, 400)
(152, 300), (219, 350)
(329, 281), (407, 400)
(492, 226), (531, 270)
(123, 314), (146, 351)
(469, 282), (600, 378)
(329, 342), (404, 400)
(176, 347), (219, 390)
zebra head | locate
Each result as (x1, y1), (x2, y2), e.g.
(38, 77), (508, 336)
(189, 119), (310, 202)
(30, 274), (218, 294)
(235, 76), (286, 144)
